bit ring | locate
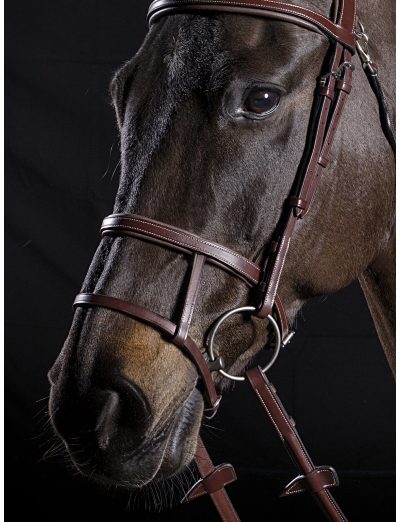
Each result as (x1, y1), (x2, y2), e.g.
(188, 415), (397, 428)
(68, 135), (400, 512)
(207, 306), (281, 382)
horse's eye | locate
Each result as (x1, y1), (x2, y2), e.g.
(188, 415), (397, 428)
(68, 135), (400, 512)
(244, 90), (280, 115)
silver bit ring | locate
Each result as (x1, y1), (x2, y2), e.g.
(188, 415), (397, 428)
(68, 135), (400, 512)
(207, 306), (281, 382)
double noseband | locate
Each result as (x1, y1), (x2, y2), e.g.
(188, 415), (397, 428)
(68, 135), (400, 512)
(73, 1), (395, 520)
(74, 213), (290, 415)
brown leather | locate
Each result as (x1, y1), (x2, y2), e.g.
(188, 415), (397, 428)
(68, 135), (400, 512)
(280, 466), (339, 496)
(273, 292), (290, 344)
(256, 44), (352, 319)
(295, 44), (344, 208)
(184, 463), (237, 498)
(289, 196), (308, 211)
(246, 366), (347, 522)
(149, 5), (332, 41)
(256, 213), (297, 318)
(186, 437), (240, 521)
(73, 293), (221, 414)
(173, 253), (205, 346)
(335, 79), (352, 94)
(318, 155), (329, 168)
(301, 49), (354, 217)
(101, 214), (261, 285)
(147, 0), (356, 52)
(319, 86), (336, 100)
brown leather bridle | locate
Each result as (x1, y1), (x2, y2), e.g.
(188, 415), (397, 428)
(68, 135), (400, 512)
(73, 1), (395, 520)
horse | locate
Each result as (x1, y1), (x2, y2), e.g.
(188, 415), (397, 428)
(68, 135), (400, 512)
(47, 0), (395, 519)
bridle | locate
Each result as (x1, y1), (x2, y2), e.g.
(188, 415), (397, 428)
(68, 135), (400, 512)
(73, 1), (395, 520)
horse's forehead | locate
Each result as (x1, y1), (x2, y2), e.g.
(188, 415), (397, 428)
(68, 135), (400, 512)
(116, 6), (333, 114)
(163, 14), (311, 65)
(161, 0), (333, 53)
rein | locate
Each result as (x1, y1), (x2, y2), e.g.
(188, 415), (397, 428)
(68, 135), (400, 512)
(73, 1), (395, 520)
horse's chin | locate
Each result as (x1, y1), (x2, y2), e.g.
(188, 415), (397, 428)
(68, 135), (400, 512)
(70, 387), (204, 489)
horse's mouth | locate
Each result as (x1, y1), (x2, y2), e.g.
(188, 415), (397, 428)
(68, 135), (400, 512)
(70, 386), (204, 489)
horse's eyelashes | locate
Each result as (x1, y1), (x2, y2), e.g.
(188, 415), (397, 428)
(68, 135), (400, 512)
(243, 90), (280, 116)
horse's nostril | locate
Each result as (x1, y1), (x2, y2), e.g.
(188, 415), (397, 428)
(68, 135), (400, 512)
(94, 390), (119, 450)
(113, 377), (152, 433)
(50, 373), (152, 462)
(93, 378), (151, 451)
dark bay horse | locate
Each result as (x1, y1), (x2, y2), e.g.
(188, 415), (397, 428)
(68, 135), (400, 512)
(48, 0), (395, 511)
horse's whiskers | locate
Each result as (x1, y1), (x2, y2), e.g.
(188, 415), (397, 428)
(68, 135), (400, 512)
(40, 441), (66, 462)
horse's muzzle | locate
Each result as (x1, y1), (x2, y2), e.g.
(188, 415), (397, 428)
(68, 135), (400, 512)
(48, 370), (203, 487)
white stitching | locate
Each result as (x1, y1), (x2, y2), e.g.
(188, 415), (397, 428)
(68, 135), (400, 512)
(255, 383), (313, 468)
(255, 390), (285, 442)
(106, 220), (260, 283)
(189, 467), (236, 501)
(309, 469), (337, 489)
(269, 236), (291, 306)
(322, 489), (346, 522)
(211, 489), (240, 522)
(124, 217), (259, 268)
(150, 0), (354, 45)
(312, 492), (332, 521)
(285, 484), (306, 495)
(284, 470), (337, 495)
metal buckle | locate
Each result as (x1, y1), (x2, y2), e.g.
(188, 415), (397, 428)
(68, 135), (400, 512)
(207, 306), (282, 382)
(320, 61), (355, 84)
(355, 19), (377, 75)
(203, 395), (222, 420)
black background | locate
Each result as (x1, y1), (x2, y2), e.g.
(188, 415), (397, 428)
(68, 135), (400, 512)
(5, 2), (395, 521)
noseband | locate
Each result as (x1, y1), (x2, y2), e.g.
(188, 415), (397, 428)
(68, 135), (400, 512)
(73, 1), (395, 520)
(74, 213), (290, 415)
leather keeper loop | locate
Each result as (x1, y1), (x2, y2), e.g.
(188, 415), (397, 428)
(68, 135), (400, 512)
(317, 155), (329, 168)
(289, 197), (307, 209)
(183, 463), (237, 502)
(319, 86), (335, 100)
(335, 79), (352, 93)
(289, 197), (308, 214)
(280, 466), (339, 497)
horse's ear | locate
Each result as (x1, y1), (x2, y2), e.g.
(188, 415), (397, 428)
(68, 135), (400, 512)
(109, 61), (136, 129)
(109, 71), (125, 129)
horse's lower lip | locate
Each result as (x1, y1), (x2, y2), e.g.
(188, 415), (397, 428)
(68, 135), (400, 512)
(70, 420), (175, 488)
(150, 387), (204, 482)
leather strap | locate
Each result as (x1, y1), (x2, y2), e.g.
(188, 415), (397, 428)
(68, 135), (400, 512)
(246, 366), (347, 522)
(301, 49), (354, 216)
(273, 293), (292, 345)
(101, 214), (261, 285)
(173, 253), (205, 346)
(73, 293), (221, 414)
(256, 43), (353, 318)
(183, 437), (240, 522)
(280, 466), (339, 497)
(147, 0), (356, 52)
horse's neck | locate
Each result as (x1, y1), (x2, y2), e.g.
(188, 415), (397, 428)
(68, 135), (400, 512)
(355, 0), (395, 377)
(358, 222), (396, 377)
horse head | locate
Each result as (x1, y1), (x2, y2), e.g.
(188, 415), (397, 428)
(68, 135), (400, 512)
(48, 0), (395, 493)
